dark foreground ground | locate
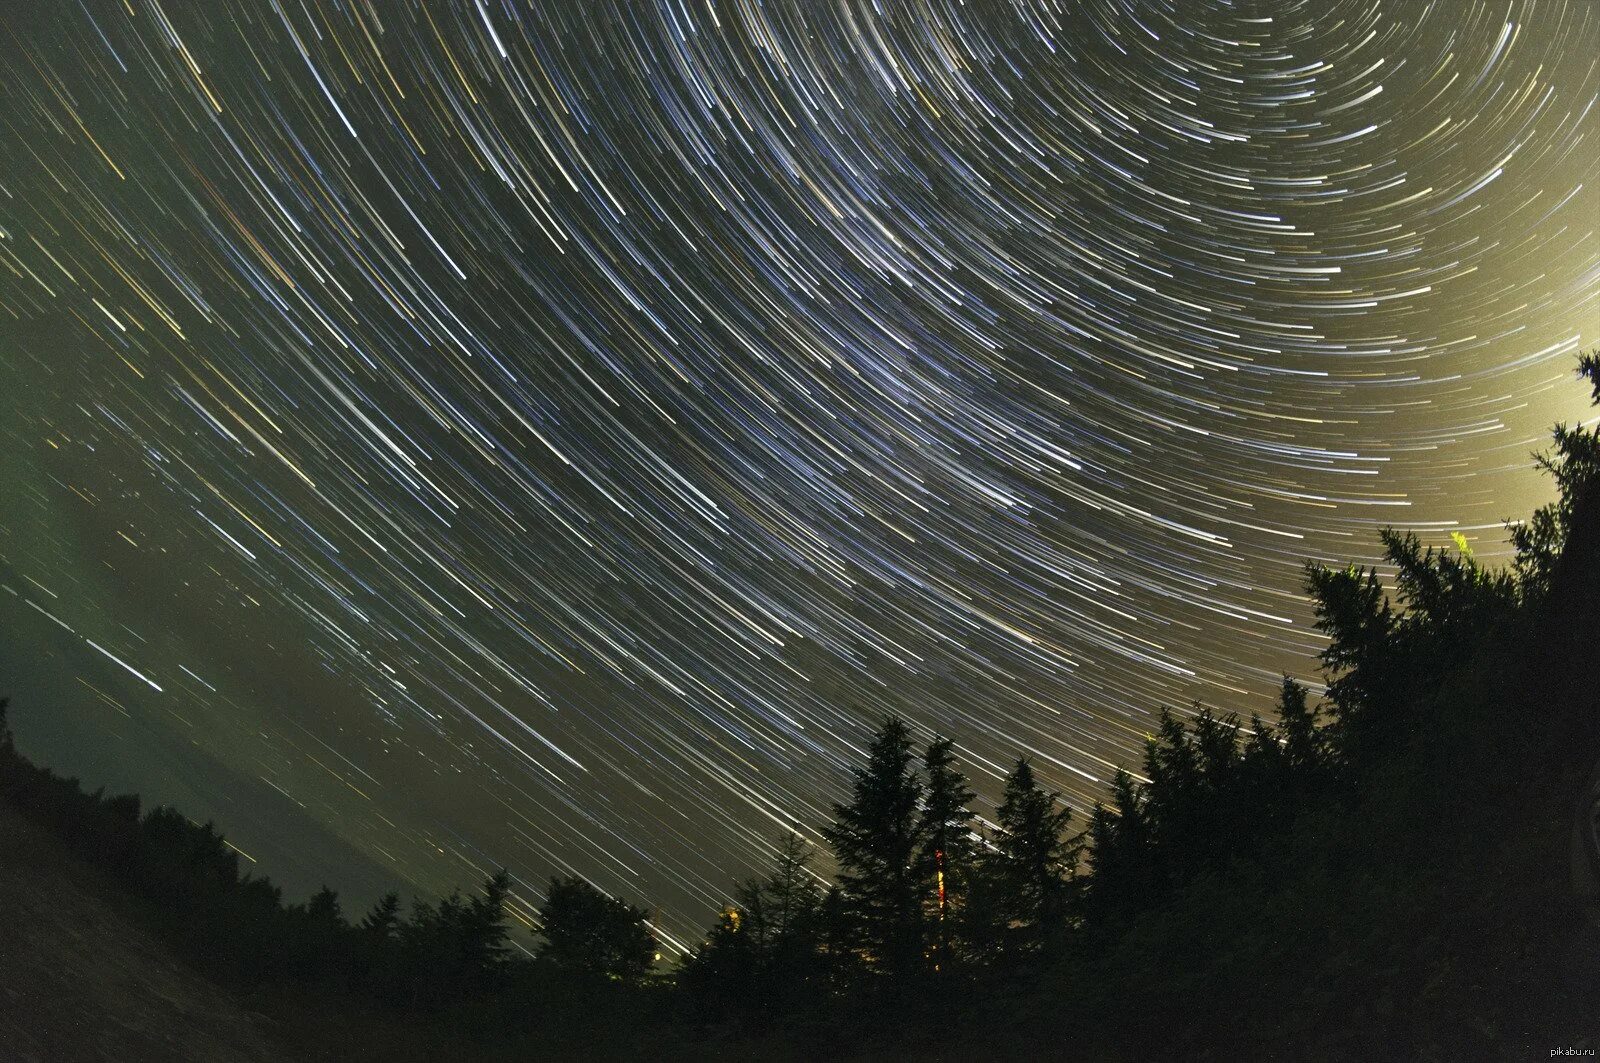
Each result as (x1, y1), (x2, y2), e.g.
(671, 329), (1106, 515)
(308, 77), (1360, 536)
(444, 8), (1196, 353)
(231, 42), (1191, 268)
(0, 803), (292, 1063)
(0, 801), (809, 1063)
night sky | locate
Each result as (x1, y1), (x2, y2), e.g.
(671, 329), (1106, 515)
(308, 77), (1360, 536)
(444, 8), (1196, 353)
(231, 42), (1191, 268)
(1, 0), (1597, 950)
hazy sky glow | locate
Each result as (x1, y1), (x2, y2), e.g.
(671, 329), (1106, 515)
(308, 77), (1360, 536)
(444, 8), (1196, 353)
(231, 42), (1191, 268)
(2, 0), (1598, 948)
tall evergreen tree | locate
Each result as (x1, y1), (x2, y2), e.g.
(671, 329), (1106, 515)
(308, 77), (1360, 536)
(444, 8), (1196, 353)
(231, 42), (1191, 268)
(757, 831), (823, 948)
(705, 832), (821, 967)
(1511, 353), (1600, 598)
(465, 869), (514, 989)
(681, 903), (755, 1003)
(305, 884), (345, 927)
(353, 891), (403, 996)
(1081, 768), (1151, 934)
(983, 758), (1078, 957)
(757, 832), (826, 996)
(822, 717), (926, 978)
(917, 736), (976, 972)
(1273, 676), (1323, 774)
(286, 885), (350, 984)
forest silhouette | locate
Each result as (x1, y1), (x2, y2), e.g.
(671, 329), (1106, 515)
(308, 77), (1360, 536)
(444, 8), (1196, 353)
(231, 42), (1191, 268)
(3, 354), (1597, 1060)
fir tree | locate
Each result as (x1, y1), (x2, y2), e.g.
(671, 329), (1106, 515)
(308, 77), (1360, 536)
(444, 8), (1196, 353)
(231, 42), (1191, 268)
(983, 758), (1077, 957)
(757, 831), (823, 947)
(822, 717), (926, 978)
(466, 869), (514, 989)
(917, 736), (975, 972)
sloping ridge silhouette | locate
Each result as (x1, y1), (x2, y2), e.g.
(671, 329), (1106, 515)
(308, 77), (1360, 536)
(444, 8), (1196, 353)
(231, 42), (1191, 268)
(0, 802), (295, 1063)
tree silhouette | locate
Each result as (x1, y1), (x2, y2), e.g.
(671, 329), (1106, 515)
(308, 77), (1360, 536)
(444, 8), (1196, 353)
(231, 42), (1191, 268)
(360, 891), (402, 938)
(1081, 768), (1152, 934)
(736, 831), (824, 977)
(822, 717), (926, 978)
(536, 876), (656, 982)
(1511, 357), (1600, 598)
(463, 869), (515, 992)
(758, 832), (823, 947)
(1268, 676), (1324, 776)
(981, 758), (1077, 958)
(681, 831), (825, 1012)
(395, 870), (513, 1005)
(917, 736), (976, 973)
(352, 891), (402, 994)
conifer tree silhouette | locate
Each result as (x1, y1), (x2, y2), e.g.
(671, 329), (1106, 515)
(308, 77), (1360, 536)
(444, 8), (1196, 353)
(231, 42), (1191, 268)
(982, 758), (1077, 957)
(916, 736), (975, 972)
(536, 875), (656, 982)
(822, 717), (926, 978)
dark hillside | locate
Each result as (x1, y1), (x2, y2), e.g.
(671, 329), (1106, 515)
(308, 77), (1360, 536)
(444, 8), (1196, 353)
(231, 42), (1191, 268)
(0, 802), (291, 1063)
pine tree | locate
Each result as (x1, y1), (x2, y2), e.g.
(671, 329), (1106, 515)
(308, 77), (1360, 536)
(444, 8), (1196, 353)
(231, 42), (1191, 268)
(822, 717), (926, 978)
(360, 892), (402, 938)
(760, 832), (824, 992)
(353, 892), (403, 998)
(466, 869), (513, 988)
(1081, 769), (1149, 935)
(984, 758), (1078, 957)
(759, 832), (822, 945)
(681, 903), (755, 1004)
(815, 884), (856, 986)
(291, 885), (349, 985)
(1511, 354), (1600, 597)
(917, 736), (975, 972)
(1274, 676), (1322, 773)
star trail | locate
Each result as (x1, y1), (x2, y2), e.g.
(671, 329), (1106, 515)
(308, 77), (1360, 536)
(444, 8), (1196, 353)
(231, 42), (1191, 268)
(1, 0), (1597, 948)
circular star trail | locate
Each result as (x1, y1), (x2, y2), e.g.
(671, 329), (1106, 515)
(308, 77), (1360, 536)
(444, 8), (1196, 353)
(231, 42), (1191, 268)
(1, 0), (1597, 947)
